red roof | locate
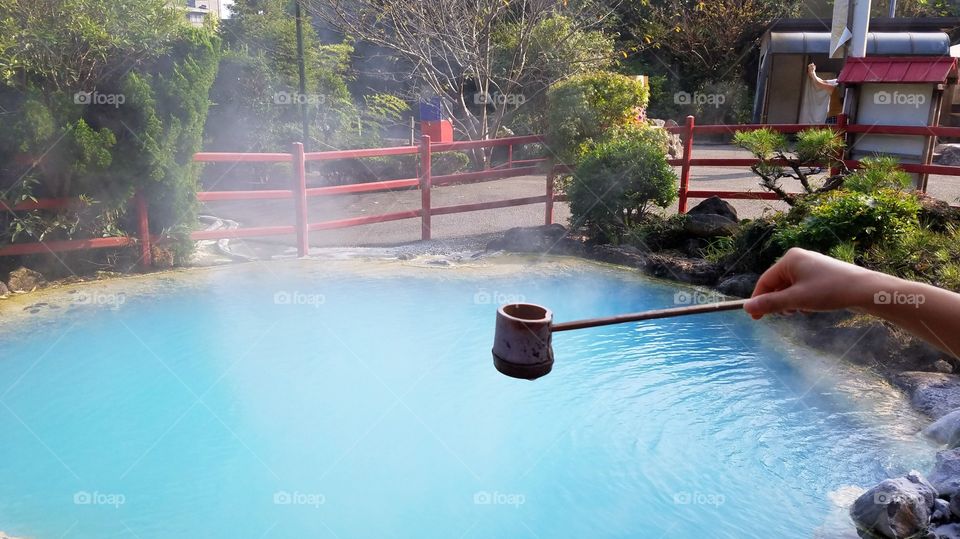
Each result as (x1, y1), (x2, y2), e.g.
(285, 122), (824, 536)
(838, 56), (957, 84)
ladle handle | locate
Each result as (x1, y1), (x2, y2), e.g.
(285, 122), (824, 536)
(550, 299), (749, 332)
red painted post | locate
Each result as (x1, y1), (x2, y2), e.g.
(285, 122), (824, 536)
(292, 142), (309, 257)
(678, 115), (695, 213)
(420, 135), (432, 241)
(135, 190), (152, 269)
(831, 114), (847, 177)
(544, 168), (555, 225)
(507, 144), (513, 169)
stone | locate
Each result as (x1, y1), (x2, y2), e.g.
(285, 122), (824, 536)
(687, 196), (739, 222)
(933, 498), (952, 523)
(717, 273), (761, 298)
(933, 523), (960, 539)
(588, 244), (647, 269)
(683, 213), (739, 238)
(645, 252), (723, 286)
(849, 472), (937, 539)
(924, 410), (960, 445)
(936, 360), (956, 374)
(0, 281), (8, 297)
(5, 267), (46, 292)
(936, 144), (960, 166)
(893, 372), (960, 419)
(929, 449), (960, 496)
(918, 194), (960, 232)
(486, 224), (581, 255)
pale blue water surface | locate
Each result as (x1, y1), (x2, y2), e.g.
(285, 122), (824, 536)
(0, 257), (933, 538)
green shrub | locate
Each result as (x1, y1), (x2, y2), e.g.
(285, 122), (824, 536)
(546, 71), (649, 165)
(624, 213), (688, 251)
(774, 188), (922, 253)
(844, 156), (911, 194)
(567, 129), (677, 241)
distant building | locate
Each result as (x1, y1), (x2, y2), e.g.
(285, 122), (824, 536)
(174, 0), (222, 27)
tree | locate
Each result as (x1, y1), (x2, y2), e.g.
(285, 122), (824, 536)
(622, 0), (801, 89)
(306, 0), (618, 166)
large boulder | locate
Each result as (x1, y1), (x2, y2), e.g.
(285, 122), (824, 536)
(849, 472), (937, 539)
(929, 449), (960, 496)
(687, 196), (739, 222)
(6, 267), (46, 293)
(924, 410), (960, 445)
(588, 244), (647, 269)
(0, 280), (8, 297)
(645, 253), (723, 285)
(717, 273), (760, 298)
(486, 224), (581, 255)
(893, 372), (960, 419)
(932, 523), (960, 539)
(683, 213), (739, 238)
(936, 144), (960, 166)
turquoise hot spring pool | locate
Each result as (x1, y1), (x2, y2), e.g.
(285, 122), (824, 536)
(0, 256), (934, 538)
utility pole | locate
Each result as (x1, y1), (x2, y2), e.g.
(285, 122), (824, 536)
(294, 0), (309, 151)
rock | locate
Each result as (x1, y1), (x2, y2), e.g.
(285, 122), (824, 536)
(924, 410), (960, 445)
(951, 494), (960, 519)
(0, 281), (8, 297)
(717, 273), (760, 298)
(849, 471), (937, 539)
(587, 244), (647, 269)
(936, 144), (960, 166)
(486, 224), (581, 255)
(648, 119), (684, 158)
(682, 238), (708, 258)
(893, 372), (960, 419)
(929, 449), (960, 496)
(687, 196), (739, 222)
(683, 213), (739, 238)
(936, 360), (956, 374)
(645, 252), (723, 286)
(918, 194), (960, 232)
(5, 267), (46, 292)
(933, 498), (952, 523)
(932, 523), (960, 539)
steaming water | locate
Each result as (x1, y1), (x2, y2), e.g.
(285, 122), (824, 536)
(0, 256), (934, 538)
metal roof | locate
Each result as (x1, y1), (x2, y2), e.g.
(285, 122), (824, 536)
(838, 56), (958, 84)
(767, 32), (950, 55)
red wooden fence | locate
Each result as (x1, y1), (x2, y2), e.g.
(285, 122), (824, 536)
(0, 134), (554, 267)
(668, 114), (960, 212)
(6, 115), (960, 268)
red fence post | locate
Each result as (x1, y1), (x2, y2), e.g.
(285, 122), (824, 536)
(678, 115), (695, 213)
(135, 190), (152, 269)
(292, 142), (309, 257)
(507, 144), (513, 169)
(545, 168), (555, 225)
(831, 114), (847, 178)
(420, 135), (432, 241)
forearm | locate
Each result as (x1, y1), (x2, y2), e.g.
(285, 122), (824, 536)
(853, 272), (960, 358)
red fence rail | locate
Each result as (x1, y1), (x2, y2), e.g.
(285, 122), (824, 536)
(668, 114), (960, 212)
(9, 115), (960, 267)
(0, 134), (555, 266)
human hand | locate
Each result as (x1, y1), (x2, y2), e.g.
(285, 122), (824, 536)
(744, 248), (878, 320)
(807, 63), (817, 75)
